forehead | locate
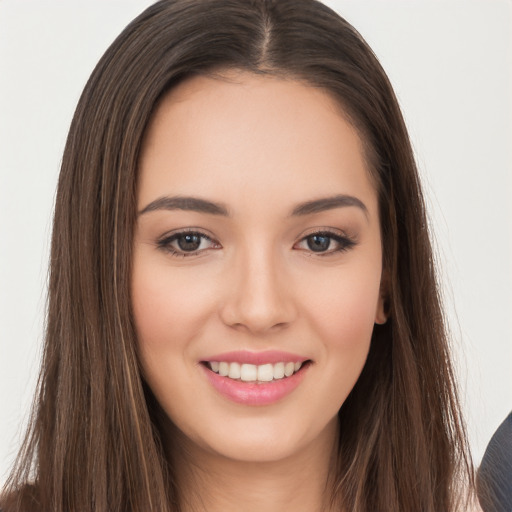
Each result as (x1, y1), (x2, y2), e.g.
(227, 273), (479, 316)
(138, 71), (377, 217)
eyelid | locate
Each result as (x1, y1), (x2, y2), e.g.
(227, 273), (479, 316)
(293, 227), (357, 255)
(155, 226), (356, 258)
(298, 226), (349, 239)
(156, 228), (221, 257)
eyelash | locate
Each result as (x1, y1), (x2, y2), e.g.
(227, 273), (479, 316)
(157, 230), (219, 257)
(156, 229), (356, 257)
(293, 230), (356, 256)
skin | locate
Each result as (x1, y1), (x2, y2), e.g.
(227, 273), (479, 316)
(132, 71), (386, 512)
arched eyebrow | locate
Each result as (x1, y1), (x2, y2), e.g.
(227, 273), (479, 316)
(290, 194), (368, 217)
(138, 196), (229, 216)
(138, 194), (368, 218)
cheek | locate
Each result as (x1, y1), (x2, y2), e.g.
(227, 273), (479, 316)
(320, 289), (376, 378)
(303, 263), (382, 344)
(131, 258), (218, 355)
(297, 259), (381, 399)
(131, 260), (220, 417)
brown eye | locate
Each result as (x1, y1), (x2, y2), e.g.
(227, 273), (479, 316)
(306, 234), (331, 252)
(295, 230), (356, 255)
(157, 231), (220, 256)
(177, 233), (202, 252)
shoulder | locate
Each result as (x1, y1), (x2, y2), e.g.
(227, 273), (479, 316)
(477, 412), (512, 512)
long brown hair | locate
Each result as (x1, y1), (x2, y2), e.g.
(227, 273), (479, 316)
(1, 1), (473, 510)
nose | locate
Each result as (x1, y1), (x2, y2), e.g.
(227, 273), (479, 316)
(219, 245), (297, 335)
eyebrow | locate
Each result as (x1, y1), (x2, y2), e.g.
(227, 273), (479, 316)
(138, 193), (368, 217)
(291, 194), (368, 217)
(139, 196), (229, 216)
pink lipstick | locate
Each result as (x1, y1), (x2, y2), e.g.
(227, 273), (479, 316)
(200, 350), (311, 405)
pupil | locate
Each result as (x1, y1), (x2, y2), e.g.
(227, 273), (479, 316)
(178, 234), (201, 251)
(307, 235), (330, 252)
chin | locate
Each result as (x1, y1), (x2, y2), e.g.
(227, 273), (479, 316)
(179, 413), (339, 465)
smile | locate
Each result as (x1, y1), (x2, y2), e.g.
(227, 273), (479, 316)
(200, 351), (311, 405)
(206, 361), (304, 382)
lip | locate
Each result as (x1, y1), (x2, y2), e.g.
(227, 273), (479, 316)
(200, 355), (311, 406)
(202, 350), (308, 365)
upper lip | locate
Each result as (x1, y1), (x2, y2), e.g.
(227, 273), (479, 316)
(202, 350), (310, 366)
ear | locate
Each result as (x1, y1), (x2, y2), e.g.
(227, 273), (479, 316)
(374, 270), (390, 325)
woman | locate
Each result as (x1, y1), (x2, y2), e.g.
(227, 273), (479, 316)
(1, 0), (474, 510)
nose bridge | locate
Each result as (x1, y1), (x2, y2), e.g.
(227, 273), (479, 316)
(221, 239), (294, 333)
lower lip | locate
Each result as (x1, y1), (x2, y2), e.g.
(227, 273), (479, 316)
(201, 363), (309, 406)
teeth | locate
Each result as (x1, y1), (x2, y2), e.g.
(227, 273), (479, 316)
(208, 361), (305, 382)
(240, 364), (257, 382)
(218, 362), (229, 377)
(273, 362), (285, 379)
(257, 363), (273, 382)
(228, 362), (241, 379)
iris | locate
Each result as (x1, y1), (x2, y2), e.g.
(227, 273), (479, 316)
(307, 234), (331, 252)
(178, 233), (202, 251)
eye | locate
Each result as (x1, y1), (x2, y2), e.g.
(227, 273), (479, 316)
(294, 230), (356, 255)
(157, 230), (220, 257)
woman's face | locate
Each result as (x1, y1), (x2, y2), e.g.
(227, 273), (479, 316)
(132, 71), (385, 463)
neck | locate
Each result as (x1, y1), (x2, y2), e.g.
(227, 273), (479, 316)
(168, 419), (340, 512)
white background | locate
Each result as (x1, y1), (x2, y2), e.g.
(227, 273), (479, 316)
(1, 0), (511, 482)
